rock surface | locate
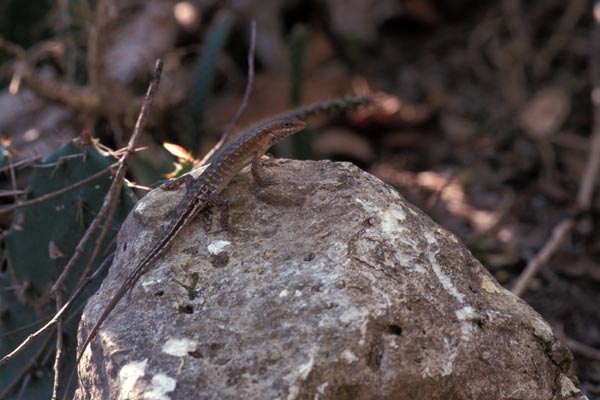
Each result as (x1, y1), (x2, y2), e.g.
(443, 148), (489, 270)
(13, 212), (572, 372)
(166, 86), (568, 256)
(75, 159), (585, 400)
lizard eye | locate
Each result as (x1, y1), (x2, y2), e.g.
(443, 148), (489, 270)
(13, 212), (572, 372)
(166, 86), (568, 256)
(283, 122), (291, 128)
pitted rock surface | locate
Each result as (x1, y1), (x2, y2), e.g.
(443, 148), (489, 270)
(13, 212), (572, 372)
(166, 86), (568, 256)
(75, 159), (585, 400)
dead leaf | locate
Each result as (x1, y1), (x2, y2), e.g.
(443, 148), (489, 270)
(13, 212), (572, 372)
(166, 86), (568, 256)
(325, 0), (401, 42)
(163, 142), (193, 162)
(519, 87), (570, 140)
(440, 113), (477, 143)
(313, 128), (374, 162)
(49, 240), (65, 260)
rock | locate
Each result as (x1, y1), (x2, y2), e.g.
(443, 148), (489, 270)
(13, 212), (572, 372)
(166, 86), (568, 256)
(75, 159), (585, 400)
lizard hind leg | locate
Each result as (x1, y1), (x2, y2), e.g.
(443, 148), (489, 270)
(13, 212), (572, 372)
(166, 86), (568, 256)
(206, 195), (230, 230)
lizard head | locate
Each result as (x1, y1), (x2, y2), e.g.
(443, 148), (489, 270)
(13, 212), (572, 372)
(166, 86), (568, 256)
(267, 117), (306, 144)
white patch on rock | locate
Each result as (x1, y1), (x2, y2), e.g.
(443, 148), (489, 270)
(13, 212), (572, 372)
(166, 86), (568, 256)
(135, 200), (150, 213)
(162, 338), (198, 357)
(207, 240), (230, 254)
(355, 197), (379, 213)
(425, 231), (465, 303)
(455, 306), (475, 321)
(394, 235), (426, 273)
(144, 373), (177, 400)
(480, 274), (501, 293)
(317, 382), (329, 394)
(338, 306), (369, 345)
(326, 241), (348, 261)
(436, 227), (458, 243)
(559, 374), (582, 397)
(380, 206), (407, 233)
(119, 359), (147, 398)
(531, 317), (554, 342)
(283, 348), (318, 391)
(341, 349), (359, 363)
(141, 277), (164, 291)
(421, 366), (432, 378)
(279, 289), (289, 297)
(425, 231), (477, 376)
(287, 385), (300, 400)
(441, 338), (458, 376)
(484, 309), (501, 323)
(373, 203), (425, 273)
(298, 353), (315, 380)
(455, 306), (476, 337)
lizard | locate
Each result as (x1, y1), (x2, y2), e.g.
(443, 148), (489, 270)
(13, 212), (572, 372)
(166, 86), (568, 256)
(65, 96), (372, 397)
(64, 116), (305, 397)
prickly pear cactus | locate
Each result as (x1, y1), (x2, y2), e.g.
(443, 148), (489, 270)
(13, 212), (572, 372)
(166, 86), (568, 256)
(0, 146), (8, 168)
(188, 10), (232, 151)
(0, 140), (135, 399)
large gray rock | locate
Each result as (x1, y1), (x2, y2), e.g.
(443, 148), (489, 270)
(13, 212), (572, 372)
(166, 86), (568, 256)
(75, 159), (585, 400)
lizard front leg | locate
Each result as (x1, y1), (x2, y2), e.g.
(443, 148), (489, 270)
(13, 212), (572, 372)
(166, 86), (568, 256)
(251, 154), (276, 187)
(160, 174), (195, 191)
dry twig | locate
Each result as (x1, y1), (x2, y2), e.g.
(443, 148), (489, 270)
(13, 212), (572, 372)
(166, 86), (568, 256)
(0, 330), (55, 398)
(533, 0), (587, 76)
(0, 315), (52, 339)
(511, 219), (576, 296)
(60, 59), (163, 398)
(563, 336), (600, 362)
(0, 60), (162, 383)
(199, 20), (256, 166)
(51, 293), (64, 400)
(0, 189), (28, 197)
(0, 154), (41, 173)
(0, 251), (113, 367)
(501, 0), (531, 54)
(51, 58), (162, 294)
(0, 163), (116, 215)
(511, 11), (600, 296)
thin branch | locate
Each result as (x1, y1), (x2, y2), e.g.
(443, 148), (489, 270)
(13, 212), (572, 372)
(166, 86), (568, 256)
(0, 35), (27, 59)
(51, 293), (64, 400)
(511, 13), (600, 296)
(511, 219), (575, 296)
(8, 153), (19, 204)
(51, 58), (162, 295)
(60, 60), (163, 398)
(73, 173), (127, 291)
(0, 251), (114, 366)
(0, 315), (52, 339)
(554, 324), (600, 362)
(15, 61), (103, 112)
(501, 0), (531, 54)
(0, 154), (41, 173)
(564, 336), (600, 362)
(577, 101), (600, 208)
(199, 20), (256, 166)
(32, 153), (86, 168)
(0, 329), (55, 398)
(0, 163), (116, 215)
(0, 189), (28, 197)
(87, 0), (109, 90)
(533, 0), (587, 76)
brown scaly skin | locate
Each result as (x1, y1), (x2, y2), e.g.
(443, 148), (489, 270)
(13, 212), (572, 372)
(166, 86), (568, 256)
(65, 116), (306, 397)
